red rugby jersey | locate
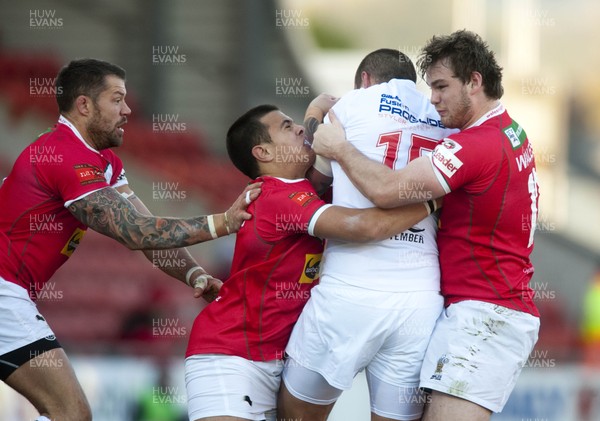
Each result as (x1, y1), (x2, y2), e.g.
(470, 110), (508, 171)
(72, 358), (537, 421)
(430, 105), (540, 316)
(0, 118), (127, 297)
(186, 176), (326, 361)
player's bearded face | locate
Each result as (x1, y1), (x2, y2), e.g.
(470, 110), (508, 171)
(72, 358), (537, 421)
(87, 102), (126, 149)
(443, 85), (472, 129)
(427, 59), (475, 130)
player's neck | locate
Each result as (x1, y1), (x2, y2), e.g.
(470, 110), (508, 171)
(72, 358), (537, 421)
(260, 166), (308, 181)
(462, 99), (500, 130)
(60, 113), (97, 149)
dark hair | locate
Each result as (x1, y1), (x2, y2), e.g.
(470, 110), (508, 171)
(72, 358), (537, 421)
(417, 30), (504, 99)
(226, 105), (279, 179)
(55, 58), (126, 113)
(354, 48), (417, 88)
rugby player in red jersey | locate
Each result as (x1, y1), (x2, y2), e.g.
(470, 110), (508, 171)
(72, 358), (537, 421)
(0, 58), (259, 421)
(312, 30), (540, 421)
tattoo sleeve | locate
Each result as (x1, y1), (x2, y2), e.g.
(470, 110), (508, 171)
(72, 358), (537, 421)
(68, 187), (213, 250)
(123, 191), (203, 284)
(143, 248), (200, 285)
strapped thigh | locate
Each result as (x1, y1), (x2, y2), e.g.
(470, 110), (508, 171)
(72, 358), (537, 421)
(282, 356), (343, 405)
(367, 369), (426, 420)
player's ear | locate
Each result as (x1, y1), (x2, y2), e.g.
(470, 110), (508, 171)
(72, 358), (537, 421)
(74, 95), (93, 117)
(467, 71), (483, 94)
(360, 71), (371, 88)
(252, 144), (273, 163)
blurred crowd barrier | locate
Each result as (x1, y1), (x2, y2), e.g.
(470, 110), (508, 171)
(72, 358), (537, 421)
(1, 357), (599, 421)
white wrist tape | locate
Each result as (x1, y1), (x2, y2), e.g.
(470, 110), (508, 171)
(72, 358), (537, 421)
(423, 200), (436, 215)
(192, 274), (210, 290)
(185, 267), (203, 286)
(207, 215), (217, 239)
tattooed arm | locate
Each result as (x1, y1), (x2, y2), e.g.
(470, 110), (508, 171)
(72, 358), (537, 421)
(304, 93), (338, 142)
(304, 93), (337, 194)
(68, 183), (261, 251)
(115, 184), (222, 301)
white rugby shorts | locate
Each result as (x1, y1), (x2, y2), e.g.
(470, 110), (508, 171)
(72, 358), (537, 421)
(419, 300), (540, 412)
(285, 275), (443, 390)
(185, 354), (283, 421)
(0, 278), (56, 356)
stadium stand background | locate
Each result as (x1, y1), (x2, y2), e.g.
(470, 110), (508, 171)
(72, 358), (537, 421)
(0, 0), (599, 420)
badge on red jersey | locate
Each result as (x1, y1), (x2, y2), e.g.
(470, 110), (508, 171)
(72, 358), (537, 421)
(298, 253), (322, 284)
(73, 164), (105, 185)
(440, 138), (463, 153)
(503, 119), (527, 150)
(288, 191), (317, 207)
(432, 139), (463, 179)
(60, 227), (86, 257)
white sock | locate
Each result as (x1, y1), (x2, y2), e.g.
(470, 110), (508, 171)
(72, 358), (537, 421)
(36, 417), (52, 421)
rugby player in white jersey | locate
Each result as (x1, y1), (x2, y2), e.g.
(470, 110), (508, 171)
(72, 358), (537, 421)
(279, 49), (456, 421)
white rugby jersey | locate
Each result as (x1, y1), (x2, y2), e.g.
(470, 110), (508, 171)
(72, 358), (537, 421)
(321, 79), (457, 292)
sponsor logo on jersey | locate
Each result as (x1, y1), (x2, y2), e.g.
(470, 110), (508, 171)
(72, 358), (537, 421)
(430, 354), (449, 381)
(74, 164), (105, 185)
(60, 227), (86, 257)
(298, 253), (322, 284)
(515, 142), (535, 172)
(440, 138), (463, 153)
(390, 232), (425, 243)
(378, 94), (446, 128)
(288, 191), (317, 207)
(431, 144), (463, 179)
(503, 119), (527, 149)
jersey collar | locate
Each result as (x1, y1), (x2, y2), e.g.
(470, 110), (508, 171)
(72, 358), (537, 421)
(58, 115), (101, 155)
(466, 103), (505, 129)
(260, 175), (306, 184)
